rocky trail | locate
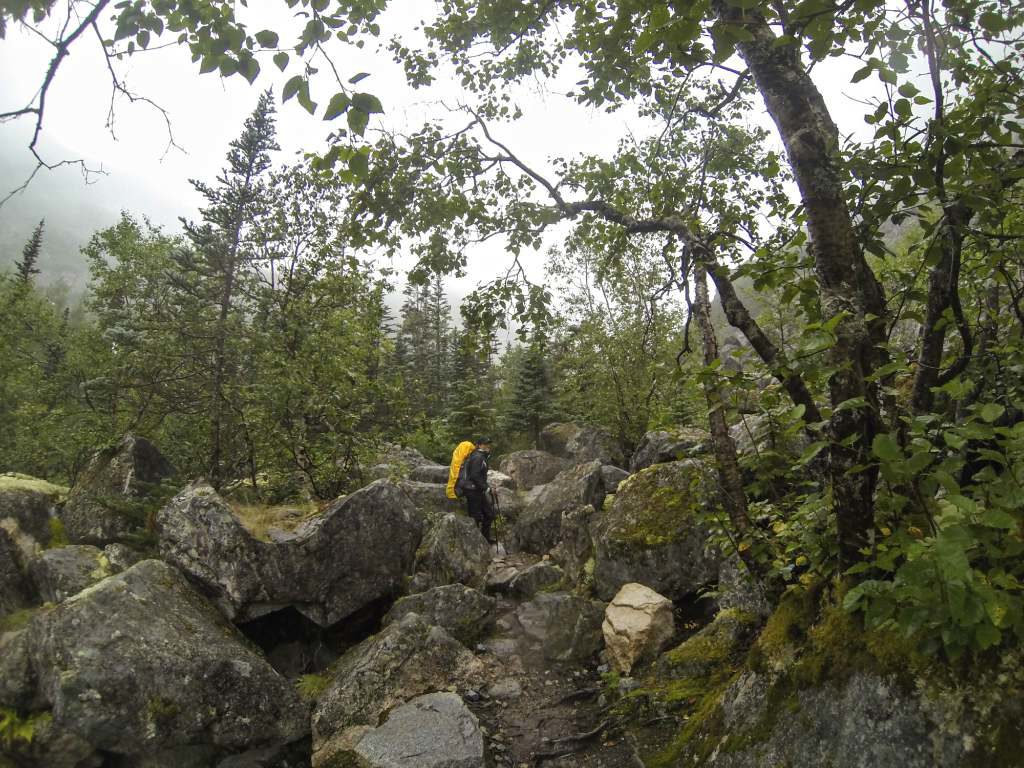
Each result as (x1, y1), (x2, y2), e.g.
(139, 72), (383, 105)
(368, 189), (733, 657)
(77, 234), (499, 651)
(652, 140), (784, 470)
(1, 425), (1013, 767)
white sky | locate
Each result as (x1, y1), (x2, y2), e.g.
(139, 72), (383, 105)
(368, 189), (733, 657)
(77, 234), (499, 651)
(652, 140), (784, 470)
(0, 1), (888, 325)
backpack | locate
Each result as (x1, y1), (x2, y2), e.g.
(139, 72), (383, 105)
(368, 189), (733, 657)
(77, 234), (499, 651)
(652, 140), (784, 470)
(447, 440), (475, 500)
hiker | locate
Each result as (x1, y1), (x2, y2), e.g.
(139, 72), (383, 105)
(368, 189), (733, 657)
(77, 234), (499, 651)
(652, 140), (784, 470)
(459, 437), (496, 544)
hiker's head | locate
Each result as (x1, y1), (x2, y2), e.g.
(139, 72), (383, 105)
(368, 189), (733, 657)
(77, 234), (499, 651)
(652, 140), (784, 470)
(476, 437), (493, 454)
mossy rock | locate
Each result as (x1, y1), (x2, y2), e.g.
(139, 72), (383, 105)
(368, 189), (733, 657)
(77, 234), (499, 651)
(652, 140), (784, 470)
(590, 460), (719, 601)
(0, 474), (67, 549)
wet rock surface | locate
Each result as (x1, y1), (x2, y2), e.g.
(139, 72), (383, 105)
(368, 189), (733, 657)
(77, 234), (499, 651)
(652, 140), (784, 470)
(629, 427), (709, 473)
(589, 460), (719, 602)
(509, 460), (606, 555)
(1, 559), (308, 766)
(411, 512), (492, 592)
(352, 692), (487, 768)
(383, 583), (498, 645)
(497, 450), (571, 490)
(539, 422), (625, 467)
(29, 544), (111, 603)
(157, 479), (424, 625)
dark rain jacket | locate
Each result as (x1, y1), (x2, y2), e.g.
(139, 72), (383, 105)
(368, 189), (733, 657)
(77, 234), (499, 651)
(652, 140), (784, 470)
(463, 449), (490, 495)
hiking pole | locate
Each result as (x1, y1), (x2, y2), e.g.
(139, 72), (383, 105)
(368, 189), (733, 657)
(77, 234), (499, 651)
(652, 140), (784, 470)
(489, 487), (501, 554)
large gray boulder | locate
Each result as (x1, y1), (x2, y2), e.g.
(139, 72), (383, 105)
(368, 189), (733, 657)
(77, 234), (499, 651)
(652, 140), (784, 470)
(589, 460), (719, 601)
(697, 671), (968, 768)
(382, 584), (498, 645)
(157, 479), (424, 626)
(312, 613), (483, 767)
(408, 463), (451, 484)
(61, 435), (175, 546)
(352, 692), (487, 768)
(399, 480), (462, 526)
(0, 527), (35, 618)
(0, 560), (308, 767)
(509, 460), (606, 555)
(629, 427), (710, 472)
(601, 464), (631, 493)
(410, 513), (492, 593)
(29, 545), (112, 603)
(0, 473), (67, 553)
(514, 592), (606, 663)
(549, 505), (596, 588)
(496, 450), (570, 490)
(539, 422), (625, 467)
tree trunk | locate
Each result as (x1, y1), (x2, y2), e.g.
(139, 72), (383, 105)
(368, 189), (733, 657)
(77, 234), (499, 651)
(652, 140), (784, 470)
(693, 263), (761, 578)
(717, 4), (886, 564)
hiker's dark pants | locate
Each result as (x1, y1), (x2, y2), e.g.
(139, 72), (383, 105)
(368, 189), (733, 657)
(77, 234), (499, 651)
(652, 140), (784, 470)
(465, 490), (494, 542)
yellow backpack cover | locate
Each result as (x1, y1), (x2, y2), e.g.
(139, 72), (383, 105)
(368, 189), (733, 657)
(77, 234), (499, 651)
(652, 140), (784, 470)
(447, 441), (476, 499)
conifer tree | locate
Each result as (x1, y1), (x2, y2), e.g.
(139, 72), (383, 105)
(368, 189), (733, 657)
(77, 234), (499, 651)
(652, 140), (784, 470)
(14, 220), (44, 285)
(503, 338), (553, 447)
(179, 89), (279, 487)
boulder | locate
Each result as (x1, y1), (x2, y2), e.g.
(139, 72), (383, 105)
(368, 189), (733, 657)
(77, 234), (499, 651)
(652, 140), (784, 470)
(484, 553), (541, 594)
(312, 613), (483, 767)
(697, 670), (968, 768)
(102, 542), (144, 573)
(399, 480), (462, 526)
(602, 583), (675, 674)
(409, 463), (451, 484)
(366, 444), (435, 482)
(508, 560), (564, 598)
(509, 460), (606, 555)
(410, 513), (492, 593)
(629, 428), (709, 473)
(0, 527), (35, 618)
(1, 560), (307, 767)
(0, 472), (66, 553)
(157, 479), (424, 626)
(514, 592), (606, 663)
(350, 692), (486, 768)
(491, 485), (524, 527)
(549, 505), (596, 588)
(61, 435), (175, 545)
(658, 608), (759, 681)
(539, 422), (625, 467)
(383, 584), (498, 645)
(487, 470), (515, 490)
(497, 450), (570, 490)
(29, 545), (112, 603)
(717, 554), (772, 618)
(600, 464), (630, 493)
(589, 460), (719, 601)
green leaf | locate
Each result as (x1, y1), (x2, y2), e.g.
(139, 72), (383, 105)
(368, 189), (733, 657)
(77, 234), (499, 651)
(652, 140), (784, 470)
(797, 440), (828, 466)
(282, 75), (303, 103)
(348, 71), (371, 84)
(323, 92), (351, 120)
(273, 52), (289, 71)
(352, 92), (383, 114)
(872, 433), (902, 462)
(348, 150), (370, 178)
(979, 403), (1005, 423)
(347, 107), (370, 135)
(255, 29), (279, 48)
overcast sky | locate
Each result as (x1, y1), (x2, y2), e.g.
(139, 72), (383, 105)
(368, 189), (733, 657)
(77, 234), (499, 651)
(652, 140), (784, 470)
(0, 1), (887, 323)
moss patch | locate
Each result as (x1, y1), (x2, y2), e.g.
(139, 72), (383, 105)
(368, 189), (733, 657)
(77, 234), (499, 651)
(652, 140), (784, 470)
(607, 461), (710, 546)
(0, 474), (67, 500)
(0, 708), (51, 748)
(45, 518), (68, 548)
(296, 674), (330, 701)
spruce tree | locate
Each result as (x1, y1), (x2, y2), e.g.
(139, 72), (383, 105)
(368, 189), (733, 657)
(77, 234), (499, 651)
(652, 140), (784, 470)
(503, 339), (553, 447)
(180, 89), (279, 488)
(14, 220), (44, 285)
